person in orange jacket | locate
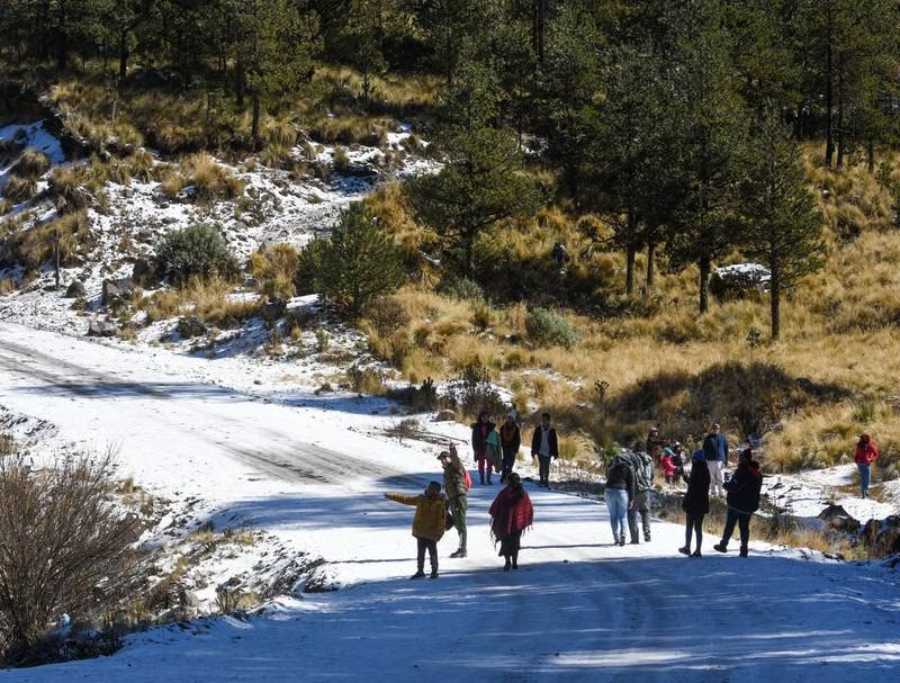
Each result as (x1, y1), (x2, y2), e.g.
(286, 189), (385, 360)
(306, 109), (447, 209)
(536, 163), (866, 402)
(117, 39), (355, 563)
(854, 433), (880, 499)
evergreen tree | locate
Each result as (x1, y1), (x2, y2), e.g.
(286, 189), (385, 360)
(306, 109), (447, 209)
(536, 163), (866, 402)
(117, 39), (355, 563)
(739, 109), (824, 340)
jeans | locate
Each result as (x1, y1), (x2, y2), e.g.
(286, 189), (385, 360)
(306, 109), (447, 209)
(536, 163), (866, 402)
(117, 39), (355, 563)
(477, 457), (494, 483)
(416, 536), (438, 574)
(449, 495), (467, 551)
(708, 460), (724, 497)
(606, 488), (629, 542)
(501, 446), (517, 482)
(721, 509), (751, 551)
(538, 456), (552, 485)
(685, 513), (704, 551)
(628, 490), (651, 542)
(858, 463), (871, 497)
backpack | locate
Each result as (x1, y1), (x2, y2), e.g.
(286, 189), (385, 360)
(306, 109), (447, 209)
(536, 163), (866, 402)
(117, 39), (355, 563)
(463, 468), (473, 491)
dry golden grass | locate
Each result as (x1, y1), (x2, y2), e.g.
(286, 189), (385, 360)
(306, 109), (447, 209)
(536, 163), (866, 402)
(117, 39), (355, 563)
(12, 210), (92, 271)
(249, 244), (298, 301)
(160, 153), (244, 201)
(141, 277), (261, 328)
(1, 175), (37, 203)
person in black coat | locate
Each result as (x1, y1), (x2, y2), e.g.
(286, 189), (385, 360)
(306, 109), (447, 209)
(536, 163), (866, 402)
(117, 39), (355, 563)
(679, 452), (711, 558)
(714, 449), (763, 558)
(530, 412), (559, 487)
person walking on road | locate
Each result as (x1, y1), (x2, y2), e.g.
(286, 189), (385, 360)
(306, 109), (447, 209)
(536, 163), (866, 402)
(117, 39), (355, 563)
(628, 446), (654, 543)
(679, 450), (711, 558)
(499, 413), (521, 483)
(385, 481), (448, 579)
(605, 454), (634, 546)
(714, 449), (763, 558)
(854, 433), (880, 499)
(472, 411), (498, 485)
(703, 423), (729, 497)
(438, 447), (470, 558)
(490, 472), (534, 571)
(531, 412), (559, 488)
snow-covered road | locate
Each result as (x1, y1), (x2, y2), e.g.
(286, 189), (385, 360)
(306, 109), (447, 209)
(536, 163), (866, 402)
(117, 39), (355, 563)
(0, 322), (898, 681)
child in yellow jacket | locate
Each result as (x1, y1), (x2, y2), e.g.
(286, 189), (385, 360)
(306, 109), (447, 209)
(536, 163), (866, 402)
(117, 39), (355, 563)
(385, 481), (447, 579)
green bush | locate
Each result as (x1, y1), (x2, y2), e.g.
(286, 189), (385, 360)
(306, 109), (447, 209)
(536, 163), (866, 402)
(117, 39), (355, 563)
(155, 223), (238, 285)
(308, 203), (406, 316)
(438, 276), (484, 301)
(525, 307), (578, 348)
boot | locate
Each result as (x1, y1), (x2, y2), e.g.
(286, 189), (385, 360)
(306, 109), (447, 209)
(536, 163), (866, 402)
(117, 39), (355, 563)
(450, 548), (467, 559)
(644, 532), (651, 543)
(430, 570), (439, 579)
(678, 546), (690, 556)
(512, 555), (518, 570)
(713, 543), (727, 553)
(618, 534), (626, 546)
(691, 550), (702, 558)
(739, 546), (749, 558)
(503, 558), (511, 571)
(410, 571), (426, 580)
(630, 539), (640, 545)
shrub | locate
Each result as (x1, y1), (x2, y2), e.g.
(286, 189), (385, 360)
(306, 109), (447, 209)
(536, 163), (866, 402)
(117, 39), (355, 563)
(525, 307), (578, 348)
(249, 243), (299, 301)
(333, 147), (350, 173)
(12, 210), (91, 271)
(14, 149), (50, 179)
(438, 276), (484, 301)
(155, 223), (238, 285)
(447, 359), (505, 419)
(364, 296), (410, 338)
(310, 203), (406, 316)
(347, 365), (387, 394)
(0, 452), (140, 663)
(2, 176), (37, 203)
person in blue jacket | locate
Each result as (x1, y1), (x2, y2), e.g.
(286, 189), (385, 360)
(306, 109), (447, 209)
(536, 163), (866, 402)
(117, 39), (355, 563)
(702, 423), (729, 497)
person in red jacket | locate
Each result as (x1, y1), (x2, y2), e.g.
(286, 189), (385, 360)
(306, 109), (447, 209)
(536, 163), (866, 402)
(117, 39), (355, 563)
(854, 433), (880, 499)
(660, 449), (678, 484)
(489, 473), (534, 571)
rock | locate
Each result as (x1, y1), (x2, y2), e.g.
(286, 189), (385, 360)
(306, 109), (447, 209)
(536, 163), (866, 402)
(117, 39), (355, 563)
(260, 299), (287, 324)
(131, 258), (158, 288)
(101, 277), (135, 308)
(865, 515), (900, 556)
(433, 409), (457, 422)
(63, 280), (86, 298)
(87, 320), (118, 337)
(709, 263), (771, 302)
(177, 316), (207, 339)
(314, 383), (333, 396)
(818, 504), (860, 533)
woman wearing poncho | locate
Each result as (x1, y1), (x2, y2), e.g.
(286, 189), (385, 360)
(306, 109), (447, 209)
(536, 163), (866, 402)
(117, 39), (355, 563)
(489, 473), (534, 571)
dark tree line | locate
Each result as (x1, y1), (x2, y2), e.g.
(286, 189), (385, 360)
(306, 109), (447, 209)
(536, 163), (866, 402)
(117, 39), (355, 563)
(0, 0), (897, 338)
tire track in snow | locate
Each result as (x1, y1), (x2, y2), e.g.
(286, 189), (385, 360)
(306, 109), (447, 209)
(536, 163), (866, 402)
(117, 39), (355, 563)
(0, 339), (405, 486)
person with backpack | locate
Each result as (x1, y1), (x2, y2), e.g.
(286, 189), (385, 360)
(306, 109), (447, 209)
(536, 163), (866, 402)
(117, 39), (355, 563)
(438, 445), (470, 558)
(703, 423), (729, 497)
(679, 450), (711, 558)
(499, 413), (521, 483)
(530, 412), (559, 487)
(714, 449), (763, 558)
(385, 481), (448, 579)
(628, 446), (654, 543)
(490, 473), (534, 571)
(471, 411), (498, 485)
(605, 454), (635, 546)
(854, 433), (880, 499)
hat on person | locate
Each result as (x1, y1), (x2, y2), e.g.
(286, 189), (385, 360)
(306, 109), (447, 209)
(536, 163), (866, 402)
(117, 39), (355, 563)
(437, 451), (450, 460)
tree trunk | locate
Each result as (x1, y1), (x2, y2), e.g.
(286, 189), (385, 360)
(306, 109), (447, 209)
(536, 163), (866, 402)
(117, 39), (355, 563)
(698, 254), (711, 314)
(625, 244), (636, 297)
(118, 30), (129, 82)
(235, 61), (245, 108)
(770, 257), (781, 340)
(836, 58), (845, 169)
(824, 36), (834, 167)
(645, 240), (656, 295)
(534, 0), (546, 64)
(251, 94), (261, 147)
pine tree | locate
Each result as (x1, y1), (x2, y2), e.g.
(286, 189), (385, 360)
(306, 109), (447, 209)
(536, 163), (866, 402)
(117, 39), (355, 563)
(739, 110), (824, 340)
